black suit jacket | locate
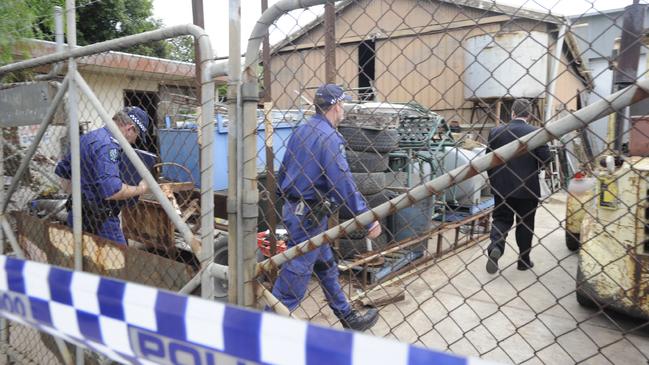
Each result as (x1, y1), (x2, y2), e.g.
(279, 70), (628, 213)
(487, 119), (552, 200)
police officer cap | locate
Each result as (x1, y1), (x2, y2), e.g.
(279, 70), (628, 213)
(314, 84), (352, 107)
(124, 106), (149, 139)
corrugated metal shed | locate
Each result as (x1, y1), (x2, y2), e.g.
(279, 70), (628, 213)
(269, 0), (592, 126)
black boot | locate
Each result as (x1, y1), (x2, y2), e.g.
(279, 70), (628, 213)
(340, 308), (379, 331)
(486, 248), (502, 274)
(517, 257), (534, 271)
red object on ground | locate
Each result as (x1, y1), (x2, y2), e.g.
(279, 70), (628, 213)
(257, 231), (287, 257)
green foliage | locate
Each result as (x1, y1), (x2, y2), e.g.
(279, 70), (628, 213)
(167, 36), (195, 63)
(0, 0), (37, 65)
(73, 0), (170, 57)
(1, 0), (184, 63)
(217, 84), (228, 102)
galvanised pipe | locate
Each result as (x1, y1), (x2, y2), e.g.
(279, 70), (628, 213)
(243, 0), (331, 71)
(228, 0), (243, 305)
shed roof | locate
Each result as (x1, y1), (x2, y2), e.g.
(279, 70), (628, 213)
(272, 0), (565, 52)
(15, 39), (228, 84)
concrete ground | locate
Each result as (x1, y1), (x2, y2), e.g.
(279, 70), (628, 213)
(293, 191), (649, 364)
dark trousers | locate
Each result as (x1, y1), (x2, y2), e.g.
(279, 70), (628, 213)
(489, 195), (538, 259)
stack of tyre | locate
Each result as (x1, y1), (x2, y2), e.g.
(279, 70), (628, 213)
(337, 125), (400, 259)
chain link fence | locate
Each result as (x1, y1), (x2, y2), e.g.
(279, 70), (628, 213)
(0, 25), (221, 362)
(1, 0), (649, 364)
(252, 1), (649, 364)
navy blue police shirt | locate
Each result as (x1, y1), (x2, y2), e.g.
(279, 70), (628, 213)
(278, 114), (368, 216)
(55, 127), (126, 210)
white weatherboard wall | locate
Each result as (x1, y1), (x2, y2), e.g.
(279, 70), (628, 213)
(78, 71), (159, 130)
(464, 31), (549, 100)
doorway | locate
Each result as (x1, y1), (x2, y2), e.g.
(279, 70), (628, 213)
(124, 90), (159, 154)
(358, 39), (376, 101)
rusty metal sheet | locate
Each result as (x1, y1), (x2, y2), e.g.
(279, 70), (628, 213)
(14, 211), (196, 291)
(122, 198), (175, 251)
(566, 186), (596, 234)
(629, 116), (649, 156)
(578, 163), (649, 320)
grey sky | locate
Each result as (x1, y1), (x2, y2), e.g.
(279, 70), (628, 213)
(153, 0), (644, 57)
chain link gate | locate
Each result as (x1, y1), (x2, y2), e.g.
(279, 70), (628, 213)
(249, 1), (649, 364)
(0, 1), (222, 360)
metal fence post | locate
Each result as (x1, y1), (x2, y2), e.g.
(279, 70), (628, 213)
(227, 0), (242, 305)
(65, 1), (85, 363)
(241, 0), (332, 308)
(240, 78), (259, 308)
(0, 124), (8, 364)
(198, 31), (216, 301)
(324, 1), (336, 83)
(65, 0), (82, 275)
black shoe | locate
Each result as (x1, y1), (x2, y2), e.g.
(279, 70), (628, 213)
(486, 248), (502, 274)
(340, 308), (379, 331)
(517, 258), (534, 271)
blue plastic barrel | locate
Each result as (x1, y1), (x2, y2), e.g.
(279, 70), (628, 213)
(159, 111), (303, 190)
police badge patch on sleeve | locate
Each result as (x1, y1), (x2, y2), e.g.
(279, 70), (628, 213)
(336, 143), (348, 171)
(109, 148), (119, 162)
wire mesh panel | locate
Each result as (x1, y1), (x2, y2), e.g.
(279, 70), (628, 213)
(0, 32), (217, 363)
(253, 1), (649, 364)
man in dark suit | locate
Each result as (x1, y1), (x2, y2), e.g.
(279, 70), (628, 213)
(486, 99), (552, 274)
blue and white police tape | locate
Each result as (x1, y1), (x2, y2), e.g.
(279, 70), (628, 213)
(0, 255), (499, 365)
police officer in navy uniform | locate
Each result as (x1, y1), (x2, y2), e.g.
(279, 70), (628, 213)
(55, 106), (151, 245)
(272, 84), (381, 331)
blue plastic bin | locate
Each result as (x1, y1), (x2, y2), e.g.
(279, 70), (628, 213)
(159, 112), (303, 190)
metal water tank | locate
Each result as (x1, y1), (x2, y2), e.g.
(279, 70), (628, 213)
(415, 147), (489, 205)
(464, 31), (549, 99)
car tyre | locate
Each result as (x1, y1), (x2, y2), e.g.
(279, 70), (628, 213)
(566, 231), (580, 251)
(352, 172), (386, 195)
(346, 150), (389, 173)
(339, 127), (399, 153)
(576, 269), (598, 309)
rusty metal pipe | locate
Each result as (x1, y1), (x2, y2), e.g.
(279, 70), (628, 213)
(256, 285), (291, 316)
(340, 209), (491, 271)
(255, 78), (649, 277)
(324, 2), (336, 83)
